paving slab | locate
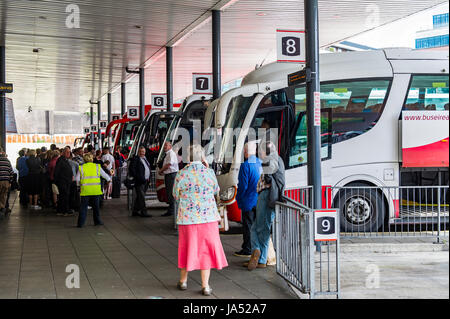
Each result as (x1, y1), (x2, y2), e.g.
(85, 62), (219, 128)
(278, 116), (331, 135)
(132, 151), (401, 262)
(3, 191), (449, 299)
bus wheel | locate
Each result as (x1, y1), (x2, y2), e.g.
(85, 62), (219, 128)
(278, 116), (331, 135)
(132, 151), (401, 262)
(336, 186), (385, 233)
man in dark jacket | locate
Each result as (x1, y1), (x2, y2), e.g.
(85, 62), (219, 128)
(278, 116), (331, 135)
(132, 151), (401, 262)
(128, 146), (152, 217)
(54, 147), (74, 216)
(16, 149), (29, 206)
(247, 141), (285, 271)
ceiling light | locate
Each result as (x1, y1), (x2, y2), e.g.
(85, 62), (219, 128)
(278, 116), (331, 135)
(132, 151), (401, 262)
(38, 16), (47, 20)
(256, 12), (266, 16)
(134, 25), (142, 29)
(33, 48), (40, 53)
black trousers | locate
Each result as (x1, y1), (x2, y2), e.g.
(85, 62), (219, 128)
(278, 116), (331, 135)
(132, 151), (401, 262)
(40, 175), (51, 207)
(69, 182), (80, 212)
(164, 172), (177, 214)
(241, 207), (256, 254)
(133, 183), (148, 214)
(18, 176), (28, 204)
(57, 182), (71, 214)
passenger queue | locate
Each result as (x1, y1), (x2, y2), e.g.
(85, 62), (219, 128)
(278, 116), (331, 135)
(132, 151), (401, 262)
(0, 134), (286, 296)
(1, 145), (126, 225)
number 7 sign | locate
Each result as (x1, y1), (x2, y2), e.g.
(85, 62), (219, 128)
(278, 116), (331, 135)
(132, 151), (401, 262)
(193, 73), (213, 94)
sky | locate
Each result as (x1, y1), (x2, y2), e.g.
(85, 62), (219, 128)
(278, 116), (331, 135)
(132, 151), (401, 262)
(332, 2), (449, 50)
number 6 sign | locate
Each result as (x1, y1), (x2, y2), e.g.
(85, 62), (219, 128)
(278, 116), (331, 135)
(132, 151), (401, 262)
(151, 93), (167, 110)
(314, 209), (338, 241)
(276, 29), (306, 63)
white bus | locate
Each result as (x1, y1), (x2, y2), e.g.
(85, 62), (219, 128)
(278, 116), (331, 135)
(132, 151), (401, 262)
(212, 48), (449, 232)
(154, 94), (216, 202)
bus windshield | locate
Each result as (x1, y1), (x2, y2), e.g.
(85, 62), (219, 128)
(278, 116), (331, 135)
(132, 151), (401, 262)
(156, 98), (209, 164)
(144, 113), (174, 148)
(120, 122), (140, 153)
(74, 137), (84, 148)
(157, 113), (181, 163)
(217, 95), (256, 165)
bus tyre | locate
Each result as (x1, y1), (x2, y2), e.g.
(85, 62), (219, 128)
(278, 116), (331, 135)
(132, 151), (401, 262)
(336, 186), (385, 233)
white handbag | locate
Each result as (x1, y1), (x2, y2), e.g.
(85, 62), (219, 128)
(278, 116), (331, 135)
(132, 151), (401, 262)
(267, 237), (277, 265)
(218, 205), (229, 232)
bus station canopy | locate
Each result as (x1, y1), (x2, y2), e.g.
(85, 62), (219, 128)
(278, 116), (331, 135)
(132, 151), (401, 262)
(1, 0), (446, 113)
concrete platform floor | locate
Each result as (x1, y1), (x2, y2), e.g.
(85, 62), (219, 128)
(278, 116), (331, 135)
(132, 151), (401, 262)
(0, 192), (297, 299)
(0, 191), (448, 299)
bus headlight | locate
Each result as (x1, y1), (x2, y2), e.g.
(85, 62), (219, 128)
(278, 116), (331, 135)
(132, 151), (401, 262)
(219, 186), (236, 203)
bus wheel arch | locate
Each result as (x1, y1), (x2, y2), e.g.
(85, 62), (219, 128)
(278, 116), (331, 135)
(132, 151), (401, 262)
(333, 180), (388, 232)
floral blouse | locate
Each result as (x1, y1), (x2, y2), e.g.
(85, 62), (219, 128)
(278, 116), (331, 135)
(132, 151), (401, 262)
(173, 161), (221, 225)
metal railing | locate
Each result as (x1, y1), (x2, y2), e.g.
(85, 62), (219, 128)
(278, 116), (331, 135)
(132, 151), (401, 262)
(274, 196), (340, 299)
(323, 185), (449, 241)
(284, 186), (313, 208)
(283, 185), (449, 241)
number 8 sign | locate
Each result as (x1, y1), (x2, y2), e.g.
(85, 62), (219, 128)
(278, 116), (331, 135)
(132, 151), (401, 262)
(277, 29), (306, 63)
(314, 209), (338, 241)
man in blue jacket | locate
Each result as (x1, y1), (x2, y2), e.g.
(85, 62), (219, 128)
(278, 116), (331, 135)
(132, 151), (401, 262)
(234, 143), (262, 258)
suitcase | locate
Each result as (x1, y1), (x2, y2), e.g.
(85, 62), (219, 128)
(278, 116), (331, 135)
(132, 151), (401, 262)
(111, 176), (121, 198)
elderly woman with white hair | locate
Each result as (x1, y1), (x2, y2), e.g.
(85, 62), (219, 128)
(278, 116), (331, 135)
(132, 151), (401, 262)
(173, 144), (228, 296)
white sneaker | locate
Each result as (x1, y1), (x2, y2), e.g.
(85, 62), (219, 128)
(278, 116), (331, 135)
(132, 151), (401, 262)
(107, 197), (112, 200)
(34, 206), (42, 210)
(88, 206), (92, 210)
(29, 205), (36, 210)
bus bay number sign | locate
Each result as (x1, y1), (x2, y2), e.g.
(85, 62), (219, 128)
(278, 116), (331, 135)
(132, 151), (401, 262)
(314, 209), (338, 242)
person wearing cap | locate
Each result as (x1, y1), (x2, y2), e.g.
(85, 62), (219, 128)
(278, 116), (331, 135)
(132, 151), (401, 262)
(75, 153), (111, 228)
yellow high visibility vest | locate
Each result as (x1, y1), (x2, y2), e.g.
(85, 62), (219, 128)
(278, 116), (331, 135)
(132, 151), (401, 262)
(80, 162), (103, 196)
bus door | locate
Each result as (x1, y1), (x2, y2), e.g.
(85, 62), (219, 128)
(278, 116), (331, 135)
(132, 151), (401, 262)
(285, 108), (332, 206)
(248, 104), (294, 158)
(288, 108), (332, 171)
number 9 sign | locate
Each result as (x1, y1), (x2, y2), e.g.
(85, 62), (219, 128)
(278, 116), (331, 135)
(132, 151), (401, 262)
(314, 209), (338, 241)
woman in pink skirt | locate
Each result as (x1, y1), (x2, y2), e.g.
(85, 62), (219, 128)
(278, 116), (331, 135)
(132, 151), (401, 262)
(173, 144), (228, 296)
